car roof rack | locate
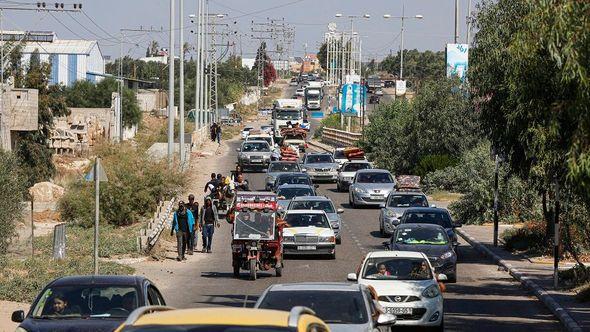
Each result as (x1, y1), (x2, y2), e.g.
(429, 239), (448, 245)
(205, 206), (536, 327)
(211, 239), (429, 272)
(122, 305), (176, 327)
(288, 306), (316, 328)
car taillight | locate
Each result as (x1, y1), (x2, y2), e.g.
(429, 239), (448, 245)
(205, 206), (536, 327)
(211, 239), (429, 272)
(305, 143), (309, 148)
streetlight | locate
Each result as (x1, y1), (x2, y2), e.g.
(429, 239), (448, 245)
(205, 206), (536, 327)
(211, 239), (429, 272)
(383, 8), (423, 80)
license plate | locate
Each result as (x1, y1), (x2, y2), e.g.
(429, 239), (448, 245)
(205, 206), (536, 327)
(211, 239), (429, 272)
(386, 307), (413, 315)
(251, 159), (262, 163)
(297, 245), (316, 250)
(371, 194), (384, 199)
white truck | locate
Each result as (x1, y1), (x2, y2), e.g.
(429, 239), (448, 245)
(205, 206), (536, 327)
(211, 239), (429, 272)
(272, 99), (304, 140)
(304, 82), (323, 110)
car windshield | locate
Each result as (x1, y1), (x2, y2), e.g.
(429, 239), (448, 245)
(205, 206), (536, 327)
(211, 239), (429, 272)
(342, 163), (371, 172)
(234, 211), (275, 240)
(395, 227), (449, 245)
(306, 94), (320, 101)
(276, 175), (311, 186)
(249, 136), (272, 146)
(242, 142), (270, 152)
(285, 213), (330, 228)
(243, 127), (253, 132)
(31, 285), (139, 319)
(124, 326), (291, 332)
(363, 257), (433, 280)
(333, 150), (346, 159)
(357, 172), (393, 183)
(257, 290), (368, 324)
(277, 187), (314, 199)
(289, 200), (335, 213)
(269, 163), (299, 172)
(275, 110), (301, 120)
(388, 195), (428, 208)
(306, 155), (333, 163)
(403, 212), (453, 228)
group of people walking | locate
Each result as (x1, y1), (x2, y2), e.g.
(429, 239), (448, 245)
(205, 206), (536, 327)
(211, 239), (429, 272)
(170, 193), (220, 261)
(170, 166), (249, 261)
(210, 122), (222, 144)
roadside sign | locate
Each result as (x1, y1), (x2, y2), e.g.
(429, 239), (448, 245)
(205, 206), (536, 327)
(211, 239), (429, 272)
(340, 83), (366, 117)
(395, 80), (406, 96)
(85, 162), (108, 182)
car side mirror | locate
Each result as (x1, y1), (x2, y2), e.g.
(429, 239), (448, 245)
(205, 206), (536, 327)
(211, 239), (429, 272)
(378, 203), (385, 208)
(235, 148), (241, 152)
(337, 208), (344, 214)
(11, 310), (24, 323)
(346, 273), (357, 281)
(377, 313), (396, 326)
(437, 273), (448, 281)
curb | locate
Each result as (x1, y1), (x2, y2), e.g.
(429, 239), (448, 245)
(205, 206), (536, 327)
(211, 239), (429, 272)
(457, 229), (583, 332)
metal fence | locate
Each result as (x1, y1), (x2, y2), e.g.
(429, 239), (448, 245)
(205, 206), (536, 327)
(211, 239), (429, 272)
(321, 127), (362, 147)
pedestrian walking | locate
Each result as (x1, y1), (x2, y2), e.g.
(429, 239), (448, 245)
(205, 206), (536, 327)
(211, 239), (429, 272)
(170, 201), (195, 261)
(210, 122), (218, 142)
(215, 124), (222, 145)
(185, 194), (200, 255)
(200, 197), (219, 253)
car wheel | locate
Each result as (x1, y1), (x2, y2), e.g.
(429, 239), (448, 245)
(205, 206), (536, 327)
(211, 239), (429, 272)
(336, 182), (341, 192)
(336, 237), (342, 244)
(379, 220), (385, 236)
(330, 251), (336, 260)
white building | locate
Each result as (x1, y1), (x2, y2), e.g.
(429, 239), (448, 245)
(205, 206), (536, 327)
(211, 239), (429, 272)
(1, 31), (105, 86)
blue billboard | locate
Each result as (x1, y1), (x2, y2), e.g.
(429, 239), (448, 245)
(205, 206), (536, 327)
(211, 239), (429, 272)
(339, 83), (366, 116)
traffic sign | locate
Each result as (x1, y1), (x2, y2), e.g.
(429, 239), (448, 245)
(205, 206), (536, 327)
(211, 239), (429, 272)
(85, 161), (108, 182)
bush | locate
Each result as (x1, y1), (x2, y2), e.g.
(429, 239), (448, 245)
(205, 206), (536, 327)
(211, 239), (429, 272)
(59, 142), (185, 227)
(501, 221), (547, 253)
(0, 151), (26, 262)
(413, 154), (458, 177)
(426, 142), (541, 225)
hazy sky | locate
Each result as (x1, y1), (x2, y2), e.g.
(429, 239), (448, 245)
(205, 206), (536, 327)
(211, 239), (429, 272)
(2, 0), (479, 60)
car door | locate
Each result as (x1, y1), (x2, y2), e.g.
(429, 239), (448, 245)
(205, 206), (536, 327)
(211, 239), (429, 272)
(146, 284), (166, 306)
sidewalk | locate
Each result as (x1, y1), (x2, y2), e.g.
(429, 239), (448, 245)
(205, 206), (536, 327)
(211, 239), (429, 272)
(459, 225), (588, 332)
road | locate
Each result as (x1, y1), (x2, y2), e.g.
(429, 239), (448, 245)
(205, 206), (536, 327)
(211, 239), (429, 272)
(150, 85), (561, 331)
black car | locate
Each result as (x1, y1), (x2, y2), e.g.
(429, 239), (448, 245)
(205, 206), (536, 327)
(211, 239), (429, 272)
(391, 223), (457, 282)
(12, 275), (166, 332)
(369, 95), (380, 104)
(272, 172), (314, 192)
(399, 207), (462, 249)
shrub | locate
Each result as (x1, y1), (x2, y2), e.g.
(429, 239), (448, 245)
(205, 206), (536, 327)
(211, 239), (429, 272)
(413, 154), (458, 177)
(59, 142), (185, 227)
(501, 221), (547, 253)
(0, 151), (26, 262)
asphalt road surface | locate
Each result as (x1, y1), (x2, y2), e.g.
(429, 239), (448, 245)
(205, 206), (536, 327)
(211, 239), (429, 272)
(160, 86), (561, 331)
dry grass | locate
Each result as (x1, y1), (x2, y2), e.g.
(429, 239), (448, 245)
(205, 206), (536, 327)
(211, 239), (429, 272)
(428, 191), (463, 203)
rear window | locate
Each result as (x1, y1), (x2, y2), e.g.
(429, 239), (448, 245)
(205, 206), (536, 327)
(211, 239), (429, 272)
(388, 195), (428, 208)
(258, 290), (368, 324)
(357, 172), (393, 183)
(403, 211), (452, 228)
(333, 150), (346, 159)
(342, 163), (371, 172)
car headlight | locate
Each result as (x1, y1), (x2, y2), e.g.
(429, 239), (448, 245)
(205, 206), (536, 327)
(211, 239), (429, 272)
(354, 187), (367, 194)
(422, 284), (441, 298)
(330, 222), (339, 229)
(283, 235), (295, 242)
(319, 235), (335, 243)
(384, 209), (396, 218)
(440, 251), (454, 260)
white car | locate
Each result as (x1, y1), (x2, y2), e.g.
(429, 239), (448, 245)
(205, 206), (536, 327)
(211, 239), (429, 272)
(336, 160), (372, 192)
(295, 88), (305, 97)
(282, 210), (336, 259)
(332, 148), (348, 168)
(347, 251), (446, 330)
(241, 127), (253, 139)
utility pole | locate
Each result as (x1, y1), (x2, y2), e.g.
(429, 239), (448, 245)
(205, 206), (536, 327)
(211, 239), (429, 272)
(179, 0), (185, 166)
(190, 1), (202, 130)
(167, 0), (175, 166)
(554, 180), (560, 289)
(454, 0), (459, 43)
(493, 154), (499, 246)
(466, 0), (472, 45)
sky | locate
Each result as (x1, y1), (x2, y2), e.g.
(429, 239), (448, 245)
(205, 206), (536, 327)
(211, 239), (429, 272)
(1, 0), (479, 61)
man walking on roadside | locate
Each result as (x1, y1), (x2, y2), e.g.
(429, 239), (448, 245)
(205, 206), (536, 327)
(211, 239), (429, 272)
(200, 197), (219, 253)
(171, 201), (195, 261)
(215, 124), (222, 145)
(185, 194), (199, 255)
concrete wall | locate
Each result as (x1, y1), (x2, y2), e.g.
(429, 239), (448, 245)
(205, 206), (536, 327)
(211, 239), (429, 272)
(137, 89), (168, 113)
(3, 88), (39, 131)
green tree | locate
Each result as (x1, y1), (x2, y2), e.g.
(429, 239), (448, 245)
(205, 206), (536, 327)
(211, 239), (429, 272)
(0, 151), (26, 264)
(16, 50), (69, 187)
(380, 50), (445, 89)
(317, 42), (327, 70)
(360, 77), (478, 174)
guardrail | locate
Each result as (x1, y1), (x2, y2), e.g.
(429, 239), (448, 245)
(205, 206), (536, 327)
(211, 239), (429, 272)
(321, 127), (362, 147)
(137, 197), (176, 253)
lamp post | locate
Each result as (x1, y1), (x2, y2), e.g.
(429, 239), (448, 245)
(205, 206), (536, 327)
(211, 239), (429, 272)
(383, 8), (423, 80)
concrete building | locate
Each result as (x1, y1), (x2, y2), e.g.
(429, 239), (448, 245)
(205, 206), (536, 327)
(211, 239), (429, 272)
(1, 31), (105, 86)
(0, 87), (39, 151)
